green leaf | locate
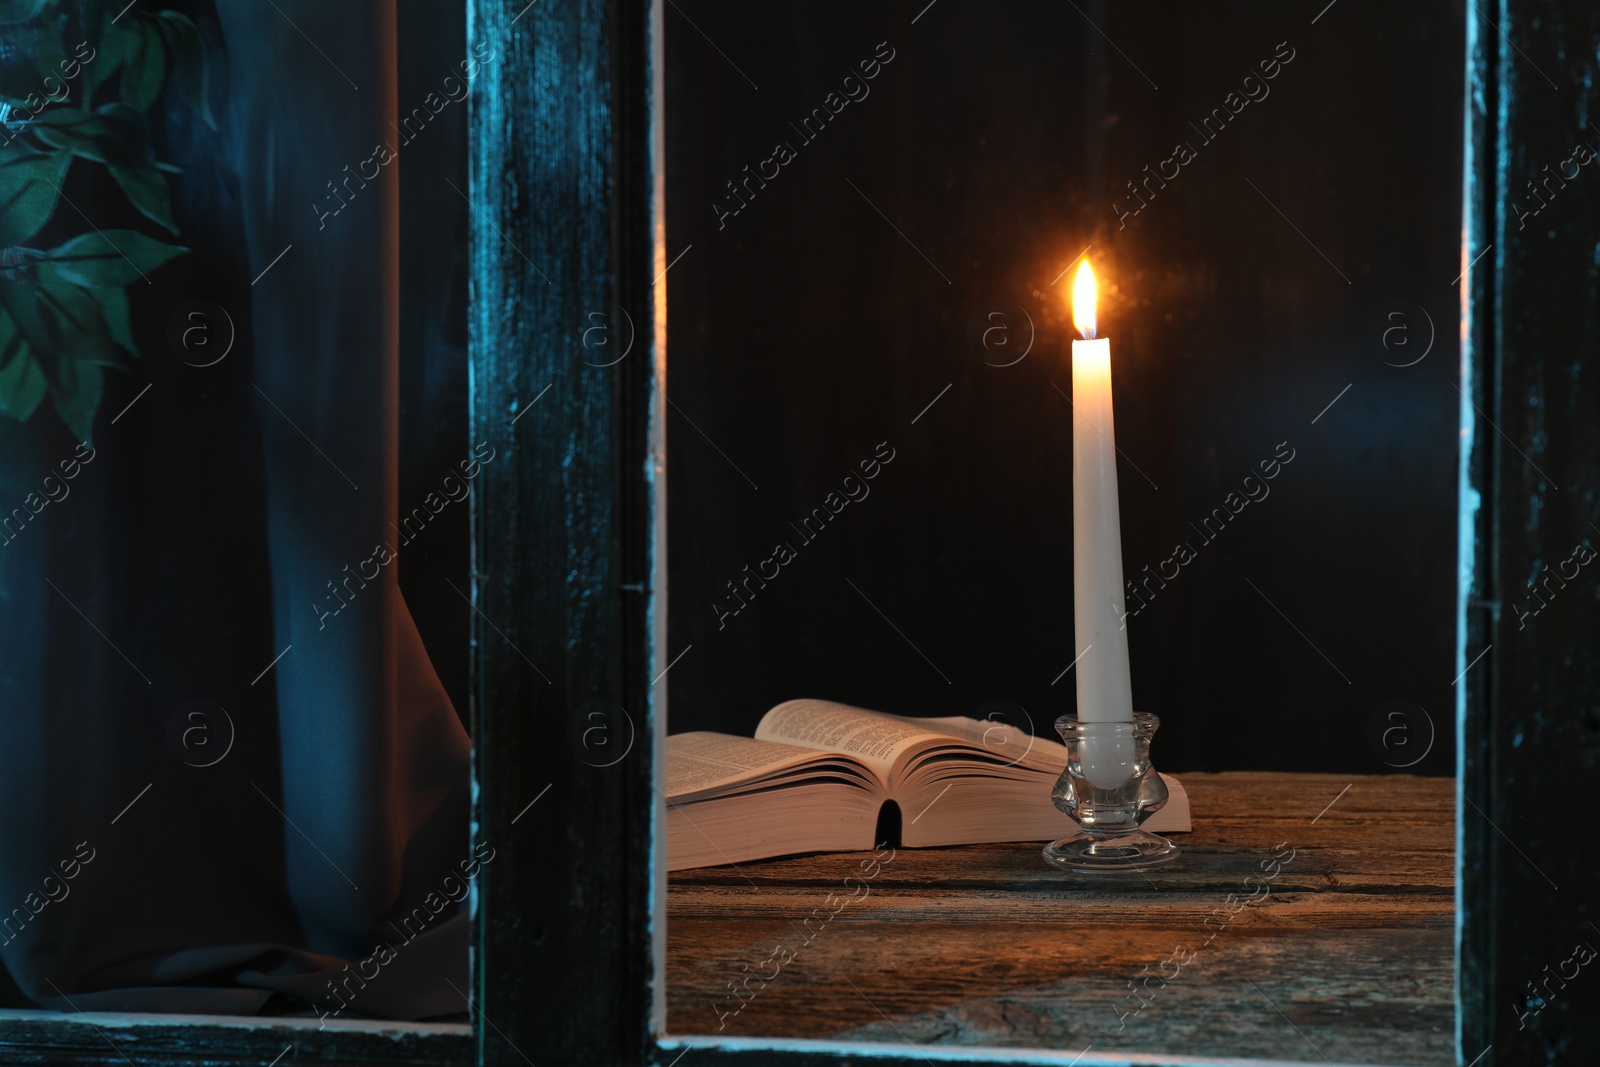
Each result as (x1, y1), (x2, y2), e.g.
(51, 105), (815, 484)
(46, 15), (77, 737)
(0, 275), (59, 356)
(156, 10), (212, 129)
(0, 347), (47, 422)
(78, 11), (105, 77)
(0, 141), (70, 246)
(96, 100), (145, 134)
(29, 108), (126, 164)
(0, 277), (108, 438)
(107, 160), (176, 233)
(94, 284), (135, 356)
(87, 14), (138, 97)
(40, 228), (186, 287)
(46, 347), (101, 441)
(0, 309), (47, 422)
(121, 17), (168, 111)
(26, 108), (174, 230)
(37, 277), (125, 369)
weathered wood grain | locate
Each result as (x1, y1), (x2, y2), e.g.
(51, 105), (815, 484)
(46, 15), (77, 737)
(668, 772), (1454, 1064)
(470, 0), (658, 1065)
(1461, 1), (1600, 1063)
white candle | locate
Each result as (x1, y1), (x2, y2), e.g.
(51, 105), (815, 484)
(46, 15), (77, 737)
(1070, 259), (1136, 788)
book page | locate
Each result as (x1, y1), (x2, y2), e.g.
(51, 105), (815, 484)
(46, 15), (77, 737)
(755, 699), (950, 775)
(665, 732), (828, 798)
(908, 715), (1067, 770)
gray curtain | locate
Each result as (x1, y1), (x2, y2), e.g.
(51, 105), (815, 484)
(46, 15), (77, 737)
(0, 0), (471, 1020)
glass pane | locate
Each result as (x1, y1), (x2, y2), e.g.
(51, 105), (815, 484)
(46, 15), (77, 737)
(663, 2), (1461, 1062)
(0, 0), (474, 1029)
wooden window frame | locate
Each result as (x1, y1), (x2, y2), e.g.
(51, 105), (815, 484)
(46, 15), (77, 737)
(0, 0), (1588, 1063)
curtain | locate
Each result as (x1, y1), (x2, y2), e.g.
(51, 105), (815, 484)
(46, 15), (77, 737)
(0, 0), (472, 1020)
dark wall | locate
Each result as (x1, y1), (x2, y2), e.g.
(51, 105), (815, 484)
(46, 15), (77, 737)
(665, 1), (1463, 774)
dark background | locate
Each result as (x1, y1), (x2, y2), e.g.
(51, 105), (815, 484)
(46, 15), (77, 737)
(397, 2), (471, 724)
(664, 0), (1464, 774)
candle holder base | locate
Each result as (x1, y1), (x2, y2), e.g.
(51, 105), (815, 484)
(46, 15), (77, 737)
(1043, 829), (1180, 871)
(1042, 712), (1181, 872)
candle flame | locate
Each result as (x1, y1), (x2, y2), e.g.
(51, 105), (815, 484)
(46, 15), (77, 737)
(1072, 258), (1098, 340)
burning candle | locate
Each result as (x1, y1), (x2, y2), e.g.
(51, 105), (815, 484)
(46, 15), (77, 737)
(1070, 259), (1136, 787)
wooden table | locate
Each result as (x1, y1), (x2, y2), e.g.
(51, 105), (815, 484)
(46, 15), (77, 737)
(668, 772), (1454, 1064)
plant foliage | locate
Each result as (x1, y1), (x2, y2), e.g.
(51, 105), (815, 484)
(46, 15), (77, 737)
(0, 0), (208, 440)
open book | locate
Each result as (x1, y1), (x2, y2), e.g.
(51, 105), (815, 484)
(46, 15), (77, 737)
(667, 699), (1190, 871)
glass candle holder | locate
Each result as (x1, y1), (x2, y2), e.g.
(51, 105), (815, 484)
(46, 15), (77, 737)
(1042, 712), (1181, 871)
